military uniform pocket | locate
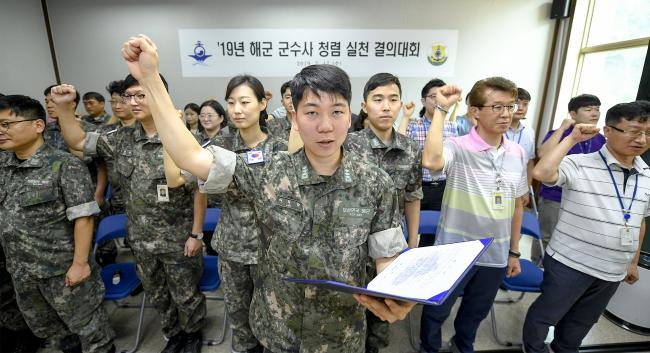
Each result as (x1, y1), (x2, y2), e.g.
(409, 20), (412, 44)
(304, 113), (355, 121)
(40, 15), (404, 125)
(116, 158), (134, 177)
(19, 187), (59, 208)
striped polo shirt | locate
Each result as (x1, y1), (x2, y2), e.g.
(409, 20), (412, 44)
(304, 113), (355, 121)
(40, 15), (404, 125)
(435, 127), (528, 267)
(546, 146), (650, 281)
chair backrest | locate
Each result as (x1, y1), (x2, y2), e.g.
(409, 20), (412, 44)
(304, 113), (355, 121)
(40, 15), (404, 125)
(203, 208), (221, 233)
(419, 210), (440, 235)
(521, 211), (541, 240)
(95, 213), (127, 246)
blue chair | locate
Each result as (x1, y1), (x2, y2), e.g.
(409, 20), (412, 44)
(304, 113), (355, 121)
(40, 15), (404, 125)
(201, 209), (228, 346)
(490, 211), (544, 347)
(94, 214), (146, 353)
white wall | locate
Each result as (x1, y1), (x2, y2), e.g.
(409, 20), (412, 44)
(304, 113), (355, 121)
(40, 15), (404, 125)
(0, 0), (57, 99)
(42, 0), (553, 129)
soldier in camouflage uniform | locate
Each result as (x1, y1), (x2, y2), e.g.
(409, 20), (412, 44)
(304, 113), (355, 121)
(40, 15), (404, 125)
(51, 76), (207, 353)
(344, 73), (423, 353)
(266, 81), (293, 142)
(202, 76), (287, 353)
(0, 95), (115, 353)
(121, 35), (416, 353)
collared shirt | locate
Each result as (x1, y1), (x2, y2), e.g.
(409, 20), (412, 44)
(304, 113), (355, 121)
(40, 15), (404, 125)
(505, 122), (536, 161)
(344, 127), (423, 216)
(406, 115), (459, 182)
(85, 122), (194, 254)
(436, 127), (528, 267)
(207, 128), (287, 264)
(0, 144), (100, 278)
(539, 126), (606, 202)
(201, 147), (406, 353)
(545, 145), (650, 281)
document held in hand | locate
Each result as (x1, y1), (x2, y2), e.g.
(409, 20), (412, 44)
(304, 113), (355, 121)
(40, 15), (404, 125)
(285, 238), (493, 305)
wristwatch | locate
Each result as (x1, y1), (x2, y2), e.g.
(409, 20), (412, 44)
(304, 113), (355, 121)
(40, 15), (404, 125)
(508, 250), (521, 258)
(189, 232), (204, 241)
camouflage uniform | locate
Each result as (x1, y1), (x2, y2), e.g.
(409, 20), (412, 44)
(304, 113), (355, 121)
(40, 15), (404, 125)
(207, 129), (287, 352)
(266, 116), (292, 142)
(344, 127), (423, 351)
(84, 122), (206, 338)
(81, 112), (111, 128)
(96, 122), (128, 213)
(0, 144), (115, 353)
(201, 147), (407, 353)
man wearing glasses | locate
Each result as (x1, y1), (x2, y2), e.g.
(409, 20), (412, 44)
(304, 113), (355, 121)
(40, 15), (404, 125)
(0, 95), (115, 353)
(534, 94), (605, 261)
(421, 77), (527, 353)
(50, 76), (208, 353)
(524, 102), (649, 353)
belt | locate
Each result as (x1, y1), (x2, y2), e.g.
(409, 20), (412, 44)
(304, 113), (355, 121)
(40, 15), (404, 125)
(422, 180), (446, 186)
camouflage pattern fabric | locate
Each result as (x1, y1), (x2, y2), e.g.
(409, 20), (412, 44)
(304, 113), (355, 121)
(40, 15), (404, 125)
(266, 116), (292, 142)
(220, 258), (259, 351)
(203, 147), (406, 353)
(133, 250), (206, 337)
(0, 144), (113, 352)
(0, 245), (28, 331)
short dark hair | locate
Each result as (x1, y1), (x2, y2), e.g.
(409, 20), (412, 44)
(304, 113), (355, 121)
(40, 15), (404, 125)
(468, 77), (518, 107)
(517, 88), (531, 101)
(363, 73), (402, 101)
(568, 94), (600, 112)
(605, 102), (648, 126)
(123, 74), (169, 92)
(106, 80), (126, 96)
(0, 95), (47, 123)
(200, 99), (228, 128)
(44, 84), (80, 106)
(290, 64), (352, 111)
(419, 78), (446, 116)
(280, 81), (292, 96)
(634, 100), (650, 118)
(225, 75), (268, 126)
(82, 92), (104, 102)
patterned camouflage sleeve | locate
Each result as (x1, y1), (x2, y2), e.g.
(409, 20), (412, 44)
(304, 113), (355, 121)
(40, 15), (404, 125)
(404, 147), (424, 201)
(60, 155), (101, 220)
(368, 171), (407, 259)
(83, 131), (114, 160)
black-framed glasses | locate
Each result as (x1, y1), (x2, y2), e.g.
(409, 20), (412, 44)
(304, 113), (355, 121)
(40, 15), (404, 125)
(121, 93), (146, 103)
(607, 125), (650, 138)
(476, 104), (519, 114)
(0, 119), (37, 131)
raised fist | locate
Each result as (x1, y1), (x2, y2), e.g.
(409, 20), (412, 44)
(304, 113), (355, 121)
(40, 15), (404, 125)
(570, 123), (600, 143)
(49, 84), (78, 105)
(403, 101), (416, 117)
(121, 34), (160, 82)
(559, 118), (575, 131)
(435, 85), (462, 110)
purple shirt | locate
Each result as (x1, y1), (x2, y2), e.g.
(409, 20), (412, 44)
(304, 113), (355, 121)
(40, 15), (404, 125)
(538, 125), (606, 202)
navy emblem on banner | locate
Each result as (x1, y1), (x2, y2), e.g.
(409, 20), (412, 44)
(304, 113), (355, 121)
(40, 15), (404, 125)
(188, 41), (212, 65)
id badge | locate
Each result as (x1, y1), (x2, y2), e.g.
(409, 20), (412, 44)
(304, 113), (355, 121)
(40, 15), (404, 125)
(492, 192), (505, 210)
(620, 227), (634, 246)
(157, 184), (170, 202)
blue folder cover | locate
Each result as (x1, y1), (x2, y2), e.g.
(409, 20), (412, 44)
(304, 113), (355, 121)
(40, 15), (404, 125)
(284, 237), (493, 306)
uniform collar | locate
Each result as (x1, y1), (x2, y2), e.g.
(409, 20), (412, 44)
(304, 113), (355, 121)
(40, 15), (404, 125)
(362, 127), (409, 151)
(294, 148), (358, 188)
(231, 126), (269, 152)
(133, 121), (160, 143)
(4, 143), (51, 168)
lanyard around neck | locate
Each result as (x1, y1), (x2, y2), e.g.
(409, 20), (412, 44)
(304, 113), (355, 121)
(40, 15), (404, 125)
(506, 126), (524, 144)
(598, 151), (638, 225)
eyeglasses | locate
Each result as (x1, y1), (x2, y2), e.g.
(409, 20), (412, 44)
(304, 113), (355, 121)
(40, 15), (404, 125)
(199, 114), (220, 119)
(476, 104), (519, 114)
(121, 93), (146, 103)
(0, 119), (36, 131)
(607, 125), (650, 139)
(425, 94), (437, 100)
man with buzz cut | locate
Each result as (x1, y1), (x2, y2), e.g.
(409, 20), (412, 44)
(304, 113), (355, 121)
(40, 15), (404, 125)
(50, 76), (207, 353)
(345, 72), (423, 353)
(0, 94), (115, 353)
(120, 34), (416, 353)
